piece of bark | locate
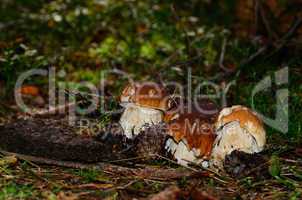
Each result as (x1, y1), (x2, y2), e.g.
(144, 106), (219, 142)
(0, 117), (133, 162)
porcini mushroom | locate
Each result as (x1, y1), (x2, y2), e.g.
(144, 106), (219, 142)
(210, 105), (266, 168)
(164, 100), (218, 166)
(119, 82), (170, 138)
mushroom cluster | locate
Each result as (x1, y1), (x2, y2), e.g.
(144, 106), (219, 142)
(118, 83), (266, 169)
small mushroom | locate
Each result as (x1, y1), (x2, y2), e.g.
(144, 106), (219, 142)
(119, 82), (170, 138)
(210, 105), (266, 168)
(164, 100), (218, 166)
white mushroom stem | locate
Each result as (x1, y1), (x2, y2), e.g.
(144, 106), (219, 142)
(210, 121), (264, 168)
(165, 138), (204, 167)
(119, 104), (163, 138)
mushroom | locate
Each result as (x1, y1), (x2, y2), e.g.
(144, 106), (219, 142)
(119, 82), (170, 139)
(210, 105), (266, 168)
(164, 99), (218, 167)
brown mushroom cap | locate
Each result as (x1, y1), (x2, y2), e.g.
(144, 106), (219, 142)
(167, 112), (216, 158)
(120, 82), (170, 111)
(215, 105), (266, 148)
(164, 99), (218, 122)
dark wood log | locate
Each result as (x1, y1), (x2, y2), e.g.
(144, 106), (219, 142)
(0, 117), (134, 162)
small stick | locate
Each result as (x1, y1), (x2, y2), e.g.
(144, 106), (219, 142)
(153, 153), (199, 172)
(116, 180), (138, 190)
(0, 150), (98, 169)
(219, 38), (234, 73)
(257, 0), (279, 40)
(239, 46), (268, 67)
(275, 17), (302, 50)
(107, 156), (147, 163)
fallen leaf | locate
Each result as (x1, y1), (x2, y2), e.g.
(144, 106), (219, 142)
(0, 155), (18, 166)
(190, 189), (218, 200)
(20, 85), (40, 96)
(150, 186), (219, 200)
(57, 191), (78, 200)
(269, 155), (281, 177)
(136, 24), (149, 34)
(149, 186), (181, 200)
(295, 148), (302, 157)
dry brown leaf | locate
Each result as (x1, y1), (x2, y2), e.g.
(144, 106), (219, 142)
(149, 186), (181, 200)
(20, 85), (40, 96)
(56, 191), (78, 200)
(295, 148), (302, 157)
(149, 186), (219, 200)
(189, 189), (218, 200)
(0, 155), (18, 166)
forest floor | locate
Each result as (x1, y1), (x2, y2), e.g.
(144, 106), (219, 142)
(0, 148), (301, 200)
(0, 113), (301, 200)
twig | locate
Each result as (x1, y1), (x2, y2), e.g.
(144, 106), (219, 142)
(257, 0), (279, 40)
(219, 38), (234, 73)
(266, 17), (302, 58)
(116, 180), (138, 190)
(168, 54), (202, 69)
(275, 17), (302, 49)
(239, 46), (268, 67)
(0, 150), (99, 169)
(107, 156), (147, 163)
(254, 0), (260, 34)
(153, 153), (199, 172)
(280, 158), (302, 165)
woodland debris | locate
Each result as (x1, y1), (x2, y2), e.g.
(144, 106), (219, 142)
(0, 150), (195, 181)
(223, 150), (269, 178)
